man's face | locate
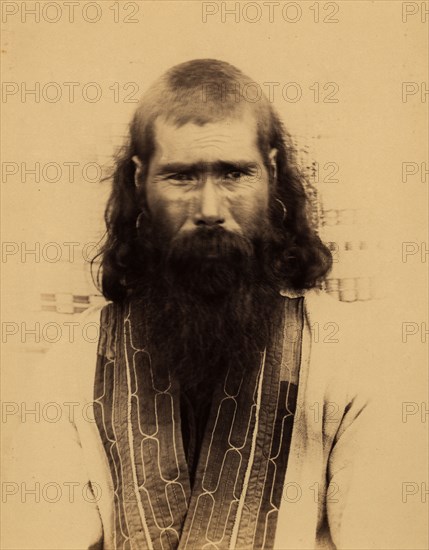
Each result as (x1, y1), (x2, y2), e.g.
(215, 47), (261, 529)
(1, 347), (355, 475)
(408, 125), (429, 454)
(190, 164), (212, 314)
(134, 113), (281, 389)
(141, 115), (272, 242)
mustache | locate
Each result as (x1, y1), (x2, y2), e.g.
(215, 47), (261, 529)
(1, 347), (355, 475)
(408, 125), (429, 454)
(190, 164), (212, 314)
(159, 227), (257, 297)
(167, 226), (254, 262)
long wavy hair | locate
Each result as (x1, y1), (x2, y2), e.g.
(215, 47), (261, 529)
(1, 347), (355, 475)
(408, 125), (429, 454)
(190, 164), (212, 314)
(95, 59), (332, 302)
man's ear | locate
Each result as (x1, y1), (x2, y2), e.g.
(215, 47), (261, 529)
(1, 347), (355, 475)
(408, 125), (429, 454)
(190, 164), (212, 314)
(132, 155), (143, 187)
(268, 149), (278, 182)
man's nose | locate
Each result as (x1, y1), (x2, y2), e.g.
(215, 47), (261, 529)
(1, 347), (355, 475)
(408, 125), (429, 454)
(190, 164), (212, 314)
(194, 179), (225, 226)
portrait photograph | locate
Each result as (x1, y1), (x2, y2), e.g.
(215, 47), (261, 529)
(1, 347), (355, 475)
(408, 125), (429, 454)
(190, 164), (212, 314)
(1, 1), (428, 549)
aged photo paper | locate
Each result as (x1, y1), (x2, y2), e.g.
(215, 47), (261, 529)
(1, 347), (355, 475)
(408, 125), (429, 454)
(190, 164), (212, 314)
(1, 1), (428, 548)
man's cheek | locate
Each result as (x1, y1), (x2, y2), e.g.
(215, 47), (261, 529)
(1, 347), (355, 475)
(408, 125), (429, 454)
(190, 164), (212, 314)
(230, 197), (268, 233)
(155, 200), (189, 236)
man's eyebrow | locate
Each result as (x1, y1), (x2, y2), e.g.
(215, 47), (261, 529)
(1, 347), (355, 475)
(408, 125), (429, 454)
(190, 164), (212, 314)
(155, 161), (259, 175)
(155, 162), (196, 175)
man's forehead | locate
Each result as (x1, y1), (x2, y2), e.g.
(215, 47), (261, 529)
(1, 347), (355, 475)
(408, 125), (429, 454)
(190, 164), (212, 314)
(151, 114), (261, 163)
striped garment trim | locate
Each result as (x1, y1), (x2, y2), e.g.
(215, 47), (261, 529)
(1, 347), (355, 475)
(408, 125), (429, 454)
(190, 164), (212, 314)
(94, 296), (303, 549)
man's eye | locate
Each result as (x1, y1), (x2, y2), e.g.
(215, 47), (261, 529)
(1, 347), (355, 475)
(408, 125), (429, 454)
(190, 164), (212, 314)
(223, 170), (243, 181)
(169, 173), (194, 183)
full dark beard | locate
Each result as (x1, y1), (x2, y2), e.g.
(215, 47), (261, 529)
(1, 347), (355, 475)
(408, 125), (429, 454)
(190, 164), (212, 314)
(136, 223), (284, 395)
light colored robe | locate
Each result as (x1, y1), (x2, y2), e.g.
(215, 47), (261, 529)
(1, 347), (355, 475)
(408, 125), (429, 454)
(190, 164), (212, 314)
(3, 290), (385, 549)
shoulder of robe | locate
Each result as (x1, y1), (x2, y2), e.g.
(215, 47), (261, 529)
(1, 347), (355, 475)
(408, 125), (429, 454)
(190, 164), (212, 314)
(4, 306), (106, 549)
(301, 289), (387, 402)
(304, 288), (384, 345)
(30, 305), (108, 404)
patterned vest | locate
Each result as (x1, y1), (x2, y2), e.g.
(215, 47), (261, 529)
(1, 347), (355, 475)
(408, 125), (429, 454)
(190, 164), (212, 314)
(93, 296), (303, 549)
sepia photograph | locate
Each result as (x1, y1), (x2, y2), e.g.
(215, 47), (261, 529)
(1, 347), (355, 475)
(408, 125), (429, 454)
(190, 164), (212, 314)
(1, 1), (428, 549)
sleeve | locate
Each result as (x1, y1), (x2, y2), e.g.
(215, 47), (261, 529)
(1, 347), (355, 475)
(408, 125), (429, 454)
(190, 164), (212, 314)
(325, 300), (427, 550)
(325, 388), (375, 549)
(324, 298), (385, 549)
(2, 340), (104, 549)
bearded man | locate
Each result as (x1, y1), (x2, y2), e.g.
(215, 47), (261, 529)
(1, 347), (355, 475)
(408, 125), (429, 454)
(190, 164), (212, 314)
(5, 60), (377, 550)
